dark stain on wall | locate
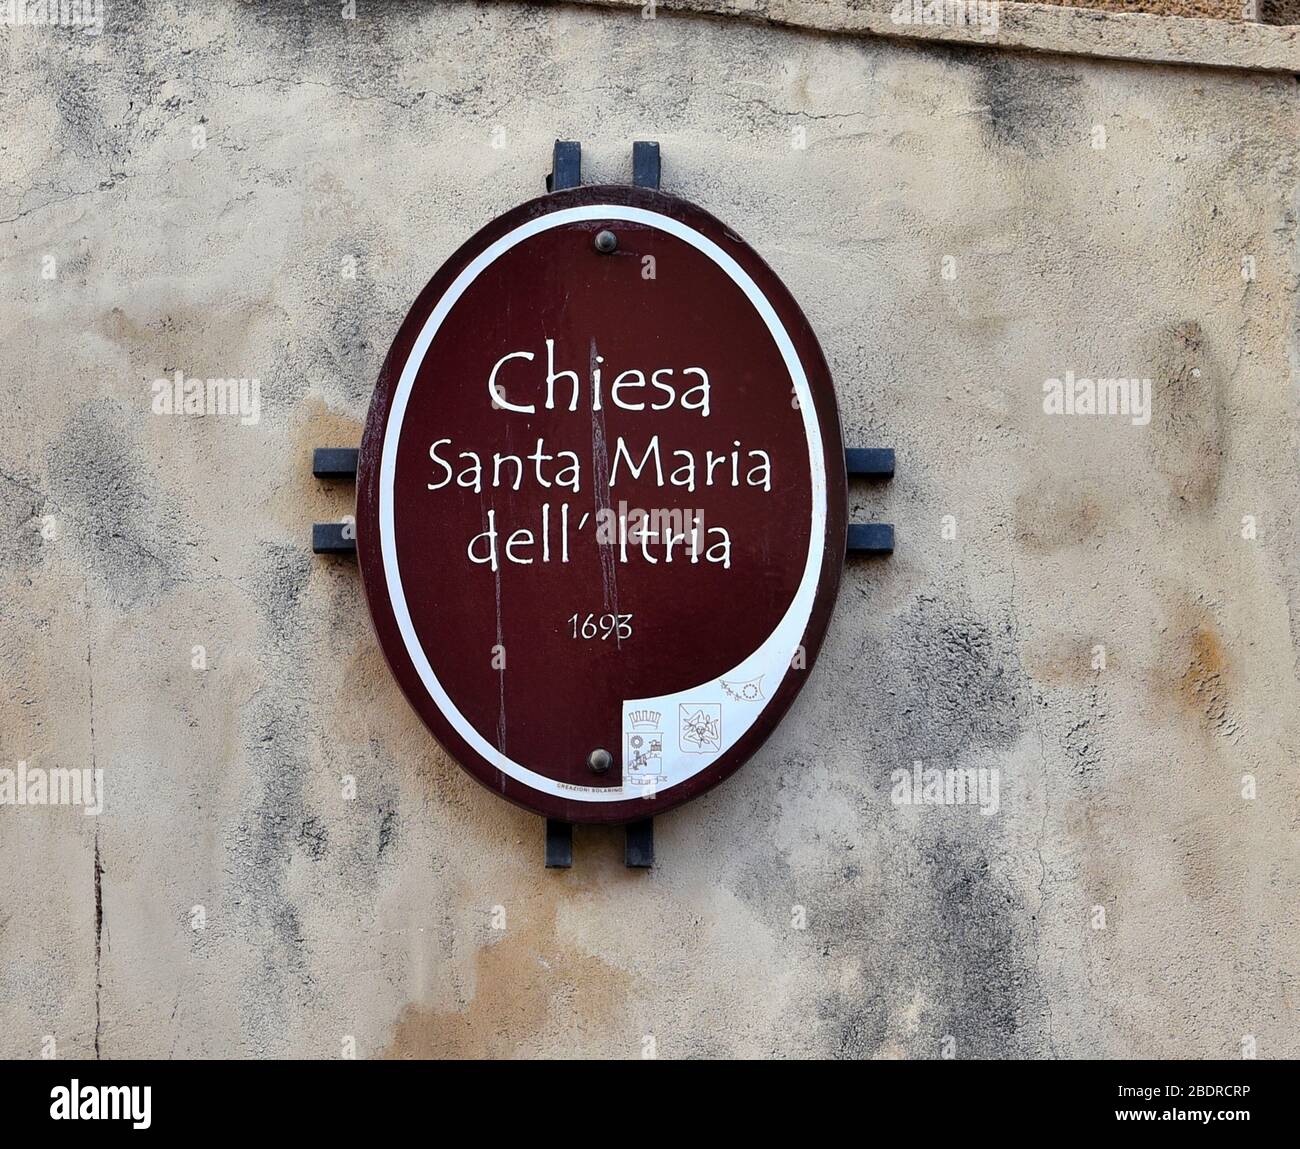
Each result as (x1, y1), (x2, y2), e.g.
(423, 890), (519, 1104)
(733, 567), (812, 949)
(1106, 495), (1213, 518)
(227, 542), (316, 1045)
(740, 592), (1045, 1058)
(965, 52), (1086, 156)
(0, 466), (48, 578)
(875, 593), (1028, 763)
(781, 824), (1045, 1058)
(47, 398), (192, 610)
(1145, 320), (1225, 513)
(917, 830), (1044, 1057)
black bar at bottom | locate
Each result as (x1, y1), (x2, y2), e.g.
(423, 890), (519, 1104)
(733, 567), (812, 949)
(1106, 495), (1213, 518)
(0, 1059), (1290, 1132)
(545, 818), (573, 868)
(847, 523), (894, 555)
(625, 818), (654, 868)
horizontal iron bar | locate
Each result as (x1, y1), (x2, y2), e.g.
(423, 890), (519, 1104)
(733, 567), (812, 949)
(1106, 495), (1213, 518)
(845, 448), (894, 478)
(312, 523), (356, 554)
(847, 523), (894, 555)
(312, 447), (895, 482)
(312, 447), (360, 479)
(314, 522), (893, 557)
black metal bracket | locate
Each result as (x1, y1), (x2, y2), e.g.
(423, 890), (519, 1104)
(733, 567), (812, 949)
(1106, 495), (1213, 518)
(545, 819), (573, 868)
(547, 139), (661, 194)
(632, 141), (660, 190)
(625, 818), (654, 868)
(312, 447), (359, 479)
(312, 522), (355, 554)
(549, 143), (666, 870)
(311, 448), (358, 555)
(542, 818), (654, 869)
(846, 448), (894, 478)
(310, 144), (894, 873)
(846, 446), (895, 556)
(547, 140), (581, 192)
(848, 523), (894, 554)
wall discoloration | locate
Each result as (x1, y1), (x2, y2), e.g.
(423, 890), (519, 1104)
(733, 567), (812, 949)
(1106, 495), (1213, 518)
(1179, 623), (1234, 732)
(1146, 320), (1226, 512)
(0, 0), (1296, 1060)
(971, 52), (1087, 156)
(384, 899), (636, 1059)
(1014, 478), (1106, 553)
(879, 594), (1028, 761)
(0, 466), (48, 578)
(48, 398), (193, 610)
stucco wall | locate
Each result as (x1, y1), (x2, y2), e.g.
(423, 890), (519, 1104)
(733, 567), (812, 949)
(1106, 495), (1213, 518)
(1, 0), (1297, 1059)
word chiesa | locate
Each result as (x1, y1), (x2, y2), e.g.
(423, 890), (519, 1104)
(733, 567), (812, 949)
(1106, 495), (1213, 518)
(427, 342), (774, 570)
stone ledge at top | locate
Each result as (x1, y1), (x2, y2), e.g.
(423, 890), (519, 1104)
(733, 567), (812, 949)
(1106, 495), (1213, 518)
(578, 0), (1300, 73)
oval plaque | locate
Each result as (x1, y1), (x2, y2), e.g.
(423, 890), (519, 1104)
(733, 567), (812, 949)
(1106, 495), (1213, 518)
(357, 185), (846, 822)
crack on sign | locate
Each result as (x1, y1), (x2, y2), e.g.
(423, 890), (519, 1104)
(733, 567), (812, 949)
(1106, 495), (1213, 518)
(494, 521), (507, 755)
(589, 338), (621, 641)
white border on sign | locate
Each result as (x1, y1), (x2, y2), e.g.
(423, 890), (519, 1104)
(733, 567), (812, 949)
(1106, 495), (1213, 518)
(380, 205), (828, 802)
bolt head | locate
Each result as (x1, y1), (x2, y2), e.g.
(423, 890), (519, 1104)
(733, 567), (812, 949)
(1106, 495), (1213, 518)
(594, 229), (618, 254)
(587, 748), (613, 774)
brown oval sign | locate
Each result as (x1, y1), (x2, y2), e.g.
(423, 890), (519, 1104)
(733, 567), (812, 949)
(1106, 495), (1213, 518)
(357, 185), (846, 822)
